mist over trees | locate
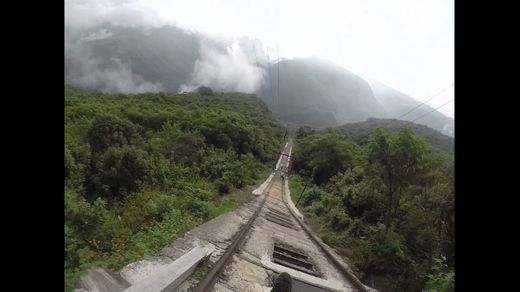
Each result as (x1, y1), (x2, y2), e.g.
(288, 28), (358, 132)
(65, 22), (453, 136)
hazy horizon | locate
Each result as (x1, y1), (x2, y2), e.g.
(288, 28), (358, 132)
(65, 0), (454, 118)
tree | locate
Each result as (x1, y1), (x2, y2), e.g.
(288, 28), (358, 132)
(296, 126), (315, 139)
(64, 87), (287, 291)
(286, 126), (453, 292)
(65, 146), (74, 182)
(367, 127), (428, 229)
(87, 115), (139, 154)
(170, 132), (205, 165)
(197, 86), (214, 96)
(292, 129), (358, 185)
(197, 110), (255, 155)
(88, 146), (150, 201)
(327, 166), (385, 224)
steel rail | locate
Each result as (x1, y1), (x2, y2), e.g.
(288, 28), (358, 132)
(192, 147), (290, 292)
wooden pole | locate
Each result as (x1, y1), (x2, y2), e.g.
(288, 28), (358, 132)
(295, 182), (308, 207)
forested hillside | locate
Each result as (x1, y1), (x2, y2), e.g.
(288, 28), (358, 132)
(257, 57), (387, 128)
(64, 87), (285, 291)
(290, 128), (454, 292)
(368, 80), (454, 136)
(338, 118), (454, 154)
(65, 22), (454, 134)
(65, 23), (201, 93)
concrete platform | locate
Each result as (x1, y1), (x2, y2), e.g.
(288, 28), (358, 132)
(75, 268), (130, 292)
(122, 244), (215, 292)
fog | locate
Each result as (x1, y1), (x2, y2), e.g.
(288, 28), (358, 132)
(179, 36), (267, 93)
(65, 0), (167, 93)
(65, 0), (454, 117)
(65, 0), (272, 94)
(65, 28), (165, 93)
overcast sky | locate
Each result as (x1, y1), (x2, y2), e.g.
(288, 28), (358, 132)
(65, 0), (454, 118)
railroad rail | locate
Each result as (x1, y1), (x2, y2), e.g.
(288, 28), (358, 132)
(191, 140), (373, 292)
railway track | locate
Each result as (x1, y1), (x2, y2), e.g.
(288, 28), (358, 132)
(191, 140), (372, 292)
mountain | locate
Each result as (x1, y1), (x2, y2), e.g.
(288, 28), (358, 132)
(338, 118), (454, 154)
(65, 24), (453, 136)
(367, 80), (454, 136)
(256, 57), (387, 129)
(65, 23), (201, 93)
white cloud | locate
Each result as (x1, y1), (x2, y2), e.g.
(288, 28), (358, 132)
(180, 37), (265, 93)
(65, 41), (164, 93)
(139, 0), (454, 117)
(65, 0), (454, 117)
(65, 0), (166, 32)
(79, 29), (113, 42)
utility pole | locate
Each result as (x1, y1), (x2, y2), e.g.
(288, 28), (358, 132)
(295, 182), (309, 207)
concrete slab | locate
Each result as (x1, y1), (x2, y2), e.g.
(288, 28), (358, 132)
(75, 267), (131, 292)
(74, 150), (283, 292)
(120, 256), (174, 285)
(123, 244), (215, 292)
(253, 173), (275, 195)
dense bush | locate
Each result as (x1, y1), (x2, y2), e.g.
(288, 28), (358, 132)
(197, 86), (214, 96)
(292, 129), (359, 185)
(290, 127), (454, 292)
(338, 118), (454, 154)
(424, 256), (454, 292)
(64, 86), (285, 291)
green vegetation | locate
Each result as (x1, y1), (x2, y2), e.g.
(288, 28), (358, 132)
(290, 127), (454, 292)
(65, 86), (285, 291)
(338, 118), (454, 154)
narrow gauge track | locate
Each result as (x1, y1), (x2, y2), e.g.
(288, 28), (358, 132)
(192, 141), (370, 292)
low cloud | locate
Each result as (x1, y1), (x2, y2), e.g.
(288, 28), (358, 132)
(65, 0), (167, 93)
(65, 41), (164, 93)
(78, 28), (113, 42)
(66, 0), (271, 94)
(180, 36), (267, 93)
(65, 0), (165, 33)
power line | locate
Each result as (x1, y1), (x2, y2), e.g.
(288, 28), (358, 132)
(417, 99), (454, 124)
(396, 83), (454, 120)
(276, 1), (280, 116)
(251, 40), (267, 101)
(266, 47), (275, 108)
(277, 46), (280, 114)
(371, 83), (455, 140)
(411, 98), (454, 123)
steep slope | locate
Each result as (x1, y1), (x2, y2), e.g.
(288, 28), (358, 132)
(368, 80), (454, 136)
(65, 23), (201, 93)
(257, 57), (387, 129)
(65, 24), (453, 137)
(338, 118), (454, 154)
(65, 86), (285, 291)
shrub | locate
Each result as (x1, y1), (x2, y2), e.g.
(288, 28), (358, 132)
(87, 115), (139, 153)
(197, 86), (214, 96)
(321, 231), (343, 246)
(424, 256), (454, 292)
(216, 177), (232, 194)
(367, 225), (407, 274)
(64, 87), (285, 291)
(326, 207), (352, 231)
(88, 145), (150, 200)
(308, 201), (325, 216)
(301, 187), (323, 206)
